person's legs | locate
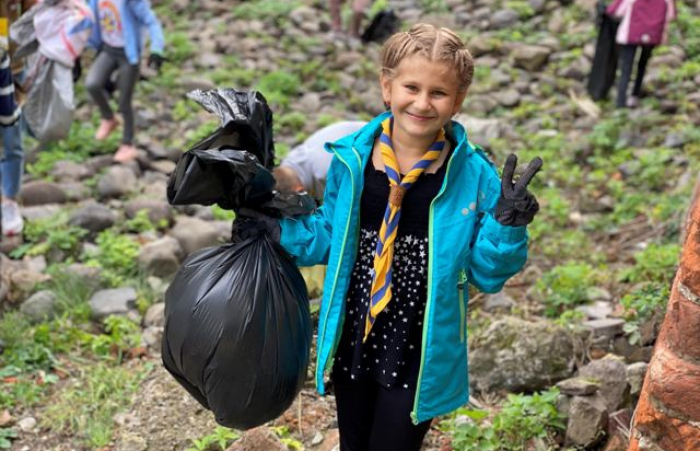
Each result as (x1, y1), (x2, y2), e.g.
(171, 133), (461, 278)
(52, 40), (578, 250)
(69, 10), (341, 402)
(85, 51), (120, 139)
(367, 384), (432, 451)
(632, 45), (655, 98)
(1, 121), (24, 235)
(330, 0), (346, 32)
(333, 375), (378, 451)
(350, 0), (371, 37)
(616, 44), (637, 108)
(111, 53), (140, 162)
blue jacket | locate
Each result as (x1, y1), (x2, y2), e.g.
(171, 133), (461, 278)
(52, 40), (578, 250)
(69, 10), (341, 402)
(279, 112), (529, 423)
(88, 0), (164, 65)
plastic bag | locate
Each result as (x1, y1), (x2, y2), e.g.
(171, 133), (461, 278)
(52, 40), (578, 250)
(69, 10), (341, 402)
(187, 89), (276, 169)
(34, 0), (93, 67)
(161, 232), (312, 429)
(23, 58), (74, 141)
(361, 9), (400, 44)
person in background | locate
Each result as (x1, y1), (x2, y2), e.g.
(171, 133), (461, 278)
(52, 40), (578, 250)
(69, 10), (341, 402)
(607, 0), (676, 108)
(330, 0), (373, 38)
(0, 0), (35, 237)
(85, 0), (165, 162)
(273, 121), (367, 202)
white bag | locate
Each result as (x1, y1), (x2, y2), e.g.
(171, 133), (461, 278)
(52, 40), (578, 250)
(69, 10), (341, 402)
(34, 0), (93, 67)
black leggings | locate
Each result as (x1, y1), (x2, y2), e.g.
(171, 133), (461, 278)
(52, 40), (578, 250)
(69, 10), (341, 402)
(616, 44), (655, 108)
(333, 375), (432, 451)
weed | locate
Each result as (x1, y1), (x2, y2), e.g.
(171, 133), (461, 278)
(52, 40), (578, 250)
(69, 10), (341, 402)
(621, 283), (670, 345)
(618, 243), (680, 284)
(256, 71), (301, 108)
(9, 212), (87, 260)
(82, 229), (141, 287)
(535, 262), (599, 317)
(444, 388), (565, 450)
(186, 426), (240, 451)
(0, 428), (18, 449)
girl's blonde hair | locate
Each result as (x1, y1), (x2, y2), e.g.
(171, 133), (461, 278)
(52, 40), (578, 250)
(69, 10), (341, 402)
(381, 23), (474, 92)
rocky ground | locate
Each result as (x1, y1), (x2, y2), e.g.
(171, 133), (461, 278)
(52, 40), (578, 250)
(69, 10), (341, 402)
(2, 0), (700, 449)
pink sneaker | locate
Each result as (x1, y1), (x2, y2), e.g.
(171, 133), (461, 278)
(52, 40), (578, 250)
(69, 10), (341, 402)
(113, 144), (138, 163)
(95, 118), (120, 141)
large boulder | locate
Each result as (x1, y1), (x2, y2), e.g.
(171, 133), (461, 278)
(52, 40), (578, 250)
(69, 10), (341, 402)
(577, 356), (630, 412)
(469, 316), (576, 393)
(512, 44), (552, 71)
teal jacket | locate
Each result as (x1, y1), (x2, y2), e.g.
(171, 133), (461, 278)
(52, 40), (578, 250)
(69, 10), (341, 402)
(279, 112), (529, 423)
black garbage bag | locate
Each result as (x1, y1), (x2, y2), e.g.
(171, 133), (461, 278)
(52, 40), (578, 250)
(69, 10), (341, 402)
(187, 89), (276, 170)
(587, 2), (620, 101)
(161, 229), (312, 429)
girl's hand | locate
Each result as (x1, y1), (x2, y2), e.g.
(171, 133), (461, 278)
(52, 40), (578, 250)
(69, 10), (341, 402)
(495, 154), (543, 227)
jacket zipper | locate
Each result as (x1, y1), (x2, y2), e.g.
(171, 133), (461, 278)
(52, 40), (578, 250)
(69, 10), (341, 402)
(458, 269), (467, 343)
(411, 149), (458, 424)
(318, 145), (362, 381)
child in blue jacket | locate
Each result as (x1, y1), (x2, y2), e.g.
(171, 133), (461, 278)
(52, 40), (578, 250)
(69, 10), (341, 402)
(239, 23), (542, 451)
(85, 0), (164, 162)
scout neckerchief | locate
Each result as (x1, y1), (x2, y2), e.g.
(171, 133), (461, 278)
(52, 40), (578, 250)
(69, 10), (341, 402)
(364, 116), (446, 341)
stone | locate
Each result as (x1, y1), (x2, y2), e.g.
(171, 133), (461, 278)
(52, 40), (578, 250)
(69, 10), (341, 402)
(143, 302), (165, 328)
(528, 0), (547, 13)
(584, 318), (625, 338)
(299, 92), (322, 113)
(97, 166), (138, 199)
(139, 237), (183, 278)
(468, 35), (497, 57)
(490, 9), (519, 29)
(181, 76), (216, 92)
(576, 301), (613, 320)
(58, 182), (91, 201)
(469, 317), (576, 393)
(169, 216), (222, 256)
(140, 326), (163, 349)
(565, 394), (609, 448)
(512, 44), (552, 71)
(69, 203), (118, 234)
(124, 198), (173, 226)
(17, 416), (37, 432)
(19, 181), (69, 206)
(20, 204), (62, 222)
(494, 88), (521, 107)
(556, 377), (600, 396)
(19, 290), (57, 324)
(149, 160), (177, 175)
(50, 160), (91, 181)
(226, 427), (286, 451)
(89, 288), (138, 321)
(578, 356), (630, 412)
(483, 291), (515, 312)
(627, 362), (648, 397)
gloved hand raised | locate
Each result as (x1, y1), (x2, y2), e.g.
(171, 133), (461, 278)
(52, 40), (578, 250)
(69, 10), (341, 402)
(147, 53), (165, 74)
(231, 208), (281, 243)
(494, 154), (542, 227)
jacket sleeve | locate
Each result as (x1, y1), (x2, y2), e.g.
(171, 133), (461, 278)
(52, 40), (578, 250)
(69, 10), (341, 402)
(278, 153), (342, 267)
(467, 165), (528, 293)
(129, 0), (165, 54)
(87, 0), (102, 50)
(0, 50), (20, 127)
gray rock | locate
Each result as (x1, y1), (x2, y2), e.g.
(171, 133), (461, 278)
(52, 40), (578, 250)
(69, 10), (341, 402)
(469, 317), (576, 393)
(20, 204), (62, 222)
(490, 9), (519, 29)
(556, 377), (599, 396)
(140, 326), (163, 349)
(69, 203), (118, 233)
(57, 182), (91, 201)
(468, 35), (497, 57)
(577, 356), (630, 412)
(149, 160), (176, 175)
(181, 76), (216, 92)
(528, 0), (547, 13)
(143, 302), (166, 328)
(583, 318), (625, 338)
(664, 132), (687, 148)
(299, 92), (322, 113)
(483, 291), (515, 312)
(86, 155), (115, 174)
(97, 166), (138, 199)
(50, 160), (92, 181)
(565, 394), (609, 448)
(124, 198), (173, 226)
(558, 56), (592, 80)
(463, 95), (499, 116)
(169, 216), (221, 255)
(454, 115), (503, 148)
(19, 182), (69, 206)
(513, 44), (552, 71)
(197, 52), (222, 69)
(19, 290), (57, 323)
(626, 362), (648, 397)
(17, 416), (37, 432)
(138, 236), (183, 278)
(494, 89), (521, 107)
(89, 288), (138, 321)
(576, 301), (613, 320)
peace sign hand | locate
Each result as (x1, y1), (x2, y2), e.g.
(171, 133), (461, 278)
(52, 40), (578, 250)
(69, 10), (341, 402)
(495, 154), (543, 227)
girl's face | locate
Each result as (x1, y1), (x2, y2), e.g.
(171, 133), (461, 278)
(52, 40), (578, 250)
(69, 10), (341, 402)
(381, 54), (467, 143)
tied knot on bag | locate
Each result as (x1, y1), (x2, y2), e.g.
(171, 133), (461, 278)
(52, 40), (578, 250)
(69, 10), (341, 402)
(364, 116), (445, 341)
(231, 208), (280, 243)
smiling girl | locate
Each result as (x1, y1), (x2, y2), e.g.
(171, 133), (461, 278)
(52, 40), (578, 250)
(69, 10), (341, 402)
(241, 23), (543, 451)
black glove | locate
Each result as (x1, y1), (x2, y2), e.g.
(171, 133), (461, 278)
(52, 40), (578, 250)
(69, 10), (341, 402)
(231, 208), (281, 243)
(495, 154), (542, 227)
(147, 53), (165, 73)
(72, 57), (82, 83)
